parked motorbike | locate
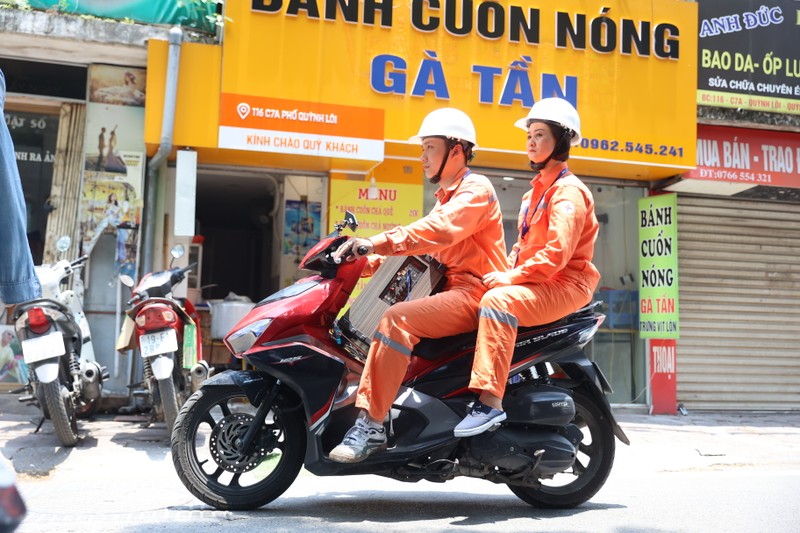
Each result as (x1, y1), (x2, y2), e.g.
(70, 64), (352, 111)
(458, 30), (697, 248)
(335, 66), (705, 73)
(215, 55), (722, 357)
(116, 245), (210, 431)
(171, 212), (629, 510)
(13, 236), (106, 447)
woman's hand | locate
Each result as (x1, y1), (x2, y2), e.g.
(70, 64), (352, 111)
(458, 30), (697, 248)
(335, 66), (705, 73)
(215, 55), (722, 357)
(482, 271), (514, 289)
(332, 237), (374, 263)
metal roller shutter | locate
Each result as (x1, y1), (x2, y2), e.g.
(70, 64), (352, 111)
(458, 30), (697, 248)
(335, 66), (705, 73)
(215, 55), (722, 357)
(677, 196), (800, 411)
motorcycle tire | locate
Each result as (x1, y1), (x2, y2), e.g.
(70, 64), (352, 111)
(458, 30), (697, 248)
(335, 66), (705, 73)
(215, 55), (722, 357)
(171, 385), (306, 510)
(508, 390), (615, 508)
(42, 380), (80, 447)
(157, 376), (180, 433)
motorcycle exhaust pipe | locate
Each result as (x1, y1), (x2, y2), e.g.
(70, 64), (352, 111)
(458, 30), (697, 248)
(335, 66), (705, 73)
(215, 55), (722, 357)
(190, 360), (213, 392)
(80, 361), (104, 401)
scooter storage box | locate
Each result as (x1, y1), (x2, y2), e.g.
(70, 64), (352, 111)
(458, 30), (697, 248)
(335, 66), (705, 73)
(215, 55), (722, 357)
(210, 301), (255, 339)
(338, 254), (446, 354)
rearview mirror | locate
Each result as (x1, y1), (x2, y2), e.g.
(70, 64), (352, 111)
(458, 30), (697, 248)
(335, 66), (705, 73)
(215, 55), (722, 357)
(56, 235), (71, 253)
(119, 275), (134, 288)
(343, 211), (358, 233)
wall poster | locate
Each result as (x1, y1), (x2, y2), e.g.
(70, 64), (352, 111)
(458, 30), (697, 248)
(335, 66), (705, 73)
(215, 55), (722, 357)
(79, 65), (147, 277)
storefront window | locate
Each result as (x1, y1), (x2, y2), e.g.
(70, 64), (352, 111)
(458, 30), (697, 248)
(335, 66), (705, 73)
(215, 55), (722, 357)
(4, 109), (59, 265)
(586, 184), (647, 405)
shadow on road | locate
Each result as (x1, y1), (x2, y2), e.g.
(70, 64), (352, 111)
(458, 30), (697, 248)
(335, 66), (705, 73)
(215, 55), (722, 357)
(169, 490), (626, 526)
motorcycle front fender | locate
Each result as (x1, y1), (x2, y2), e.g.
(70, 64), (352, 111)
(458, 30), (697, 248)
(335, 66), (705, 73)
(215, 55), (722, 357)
(200, 369), (273, 406)
(35, 362), (60, 383)
(150, 354), (174, 380)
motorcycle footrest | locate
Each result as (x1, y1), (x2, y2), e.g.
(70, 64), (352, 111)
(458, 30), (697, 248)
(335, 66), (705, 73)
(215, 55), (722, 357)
(132, 390), (149, 398)
(17, 394), (36, 404)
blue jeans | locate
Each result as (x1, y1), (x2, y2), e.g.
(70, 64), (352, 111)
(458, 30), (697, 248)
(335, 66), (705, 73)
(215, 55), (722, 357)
(0, 69), (41, 304)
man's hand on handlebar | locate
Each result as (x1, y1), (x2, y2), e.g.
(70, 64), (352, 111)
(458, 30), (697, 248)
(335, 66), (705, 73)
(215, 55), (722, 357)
(332, 238), (374, 263)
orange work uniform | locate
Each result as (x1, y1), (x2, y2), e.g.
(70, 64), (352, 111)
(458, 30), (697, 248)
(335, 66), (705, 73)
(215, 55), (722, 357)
(469, 161), (601, 401)
(356, 169), (507, 421)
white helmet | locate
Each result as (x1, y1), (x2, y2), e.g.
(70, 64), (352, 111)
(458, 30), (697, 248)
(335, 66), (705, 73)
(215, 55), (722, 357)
(409, 107), (478, 149)
(513, 97), (582, 146)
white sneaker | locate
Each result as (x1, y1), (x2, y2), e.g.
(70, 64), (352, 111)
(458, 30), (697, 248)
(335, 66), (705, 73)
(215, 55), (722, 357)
(453, 401), (507, 437)
(329, 417), (387, 463)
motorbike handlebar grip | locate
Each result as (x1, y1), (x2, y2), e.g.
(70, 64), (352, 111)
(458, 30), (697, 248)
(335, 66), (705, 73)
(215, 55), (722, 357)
(126, 292), (143, 306)
(71, 255), (89, 267)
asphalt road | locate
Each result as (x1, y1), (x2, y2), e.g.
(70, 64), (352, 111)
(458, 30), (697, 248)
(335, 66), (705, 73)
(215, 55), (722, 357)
(2, 397), (799, 533)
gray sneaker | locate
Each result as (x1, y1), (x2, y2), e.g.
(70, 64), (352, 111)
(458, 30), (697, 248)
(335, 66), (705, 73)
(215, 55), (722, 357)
(453, 401), (507, 437)
(329, 417), (388, 463)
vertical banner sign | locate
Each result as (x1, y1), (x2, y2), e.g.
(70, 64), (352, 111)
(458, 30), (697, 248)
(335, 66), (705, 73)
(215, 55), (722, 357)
(649, 338), (677, 415)
(80, 65), (147, 277)
(698, 0), (800, 114)
(638, 193), (679, 339)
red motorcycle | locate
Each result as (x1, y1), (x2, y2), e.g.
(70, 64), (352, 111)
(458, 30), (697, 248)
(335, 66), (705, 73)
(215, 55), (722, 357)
(171, 212), (628, 510)
(116, 245), (210, 431)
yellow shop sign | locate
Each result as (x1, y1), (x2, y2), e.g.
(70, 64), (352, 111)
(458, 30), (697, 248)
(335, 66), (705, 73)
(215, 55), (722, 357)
(224, 0), (698, 177)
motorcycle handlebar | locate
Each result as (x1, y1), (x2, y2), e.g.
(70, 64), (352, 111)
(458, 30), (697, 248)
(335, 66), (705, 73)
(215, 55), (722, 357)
(169, 262), (198, 285)
(71, 255), (89, 267)
(329, 240), (368, 265)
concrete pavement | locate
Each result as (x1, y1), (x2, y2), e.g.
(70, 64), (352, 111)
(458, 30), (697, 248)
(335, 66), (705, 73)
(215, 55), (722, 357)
(2, 393), (800, 477)
(1, 392), (800, 533)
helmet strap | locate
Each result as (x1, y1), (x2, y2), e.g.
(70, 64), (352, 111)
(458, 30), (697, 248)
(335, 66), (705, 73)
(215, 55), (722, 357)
(428, 137), (458, 185)
(529, 128), (572, 172)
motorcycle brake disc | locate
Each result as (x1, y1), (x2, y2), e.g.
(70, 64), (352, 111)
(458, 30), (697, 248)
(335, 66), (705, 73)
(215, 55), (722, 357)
(209, 413), (267, 473)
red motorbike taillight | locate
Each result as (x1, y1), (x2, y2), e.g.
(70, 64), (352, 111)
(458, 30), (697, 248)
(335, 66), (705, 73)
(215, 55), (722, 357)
(137, 307), (178, 329)
(27, 307), (51, 334)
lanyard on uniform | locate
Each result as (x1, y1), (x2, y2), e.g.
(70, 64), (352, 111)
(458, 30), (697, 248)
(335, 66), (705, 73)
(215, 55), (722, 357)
(520, 167), (569, 239)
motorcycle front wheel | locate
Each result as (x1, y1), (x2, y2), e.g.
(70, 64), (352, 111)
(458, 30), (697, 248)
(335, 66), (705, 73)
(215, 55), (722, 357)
(42, 380), (79, 447)
(508, 390), (615, 508)
(170, 385), (306, 510)
(156, 376), (180, 432)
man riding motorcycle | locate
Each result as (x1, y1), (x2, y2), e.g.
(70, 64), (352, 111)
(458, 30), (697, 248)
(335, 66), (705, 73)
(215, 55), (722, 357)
(328, 107), (507, 463)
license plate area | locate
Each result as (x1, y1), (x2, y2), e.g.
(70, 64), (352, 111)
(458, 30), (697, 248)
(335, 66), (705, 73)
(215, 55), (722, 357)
(139, 329), (178, 358)
(21, 332), (66, 364)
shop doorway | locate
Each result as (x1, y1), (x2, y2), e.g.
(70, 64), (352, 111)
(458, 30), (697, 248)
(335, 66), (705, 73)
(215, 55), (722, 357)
(195, 168), (280, 302)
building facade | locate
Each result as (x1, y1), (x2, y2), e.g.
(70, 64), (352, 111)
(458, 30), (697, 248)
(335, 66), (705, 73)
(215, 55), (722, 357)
(3, 1), (797, 411)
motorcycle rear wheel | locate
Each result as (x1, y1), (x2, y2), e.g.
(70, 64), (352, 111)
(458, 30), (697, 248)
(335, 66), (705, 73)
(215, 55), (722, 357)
(508, 390), (615, 508)
(171, 385), (306, 510)
(42, 381), (79, 447)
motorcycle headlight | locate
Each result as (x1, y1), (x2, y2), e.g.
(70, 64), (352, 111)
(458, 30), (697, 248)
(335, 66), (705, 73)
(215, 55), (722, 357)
(225, 318), (273, 355)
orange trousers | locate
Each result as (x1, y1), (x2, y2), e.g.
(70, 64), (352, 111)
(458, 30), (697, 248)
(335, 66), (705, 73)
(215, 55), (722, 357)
(469, 277), (594, 401)
(356, 285), (484, 421)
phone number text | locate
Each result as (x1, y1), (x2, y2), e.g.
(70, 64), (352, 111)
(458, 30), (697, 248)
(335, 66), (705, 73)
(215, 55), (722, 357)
(580, 138), (684, 158)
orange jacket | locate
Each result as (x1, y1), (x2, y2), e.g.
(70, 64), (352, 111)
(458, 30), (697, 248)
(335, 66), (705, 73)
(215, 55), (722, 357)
(506, 162), (600, 287)
(368, 169), (507, 289)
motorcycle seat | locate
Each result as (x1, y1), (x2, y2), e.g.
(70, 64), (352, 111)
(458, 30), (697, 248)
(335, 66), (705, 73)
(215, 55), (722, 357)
(411, 302), (600, 361)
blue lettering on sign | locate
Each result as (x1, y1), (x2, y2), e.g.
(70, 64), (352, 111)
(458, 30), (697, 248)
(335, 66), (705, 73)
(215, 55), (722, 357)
(370, 51), (449, 99)
(371, 54), (407, 94)
(371, 51), (578, 107)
